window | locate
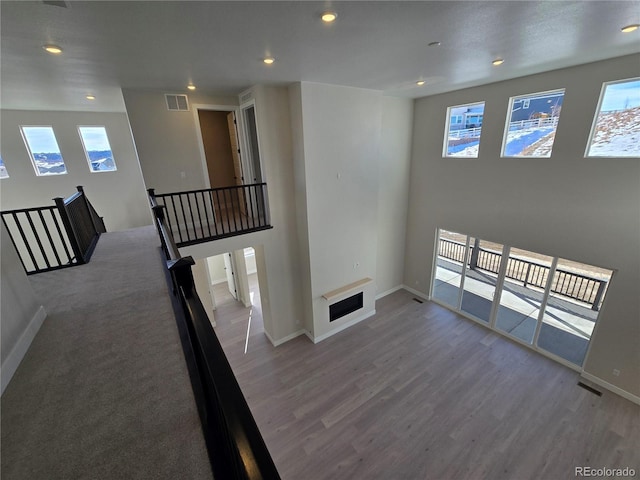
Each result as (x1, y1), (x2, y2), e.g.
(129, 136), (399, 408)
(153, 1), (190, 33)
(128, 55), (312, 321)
(0, 155), (9, 179)
(586, 78), (640, 157)
(502, 89), (565, 158)
(443, 101), (485, 158)
(78, 126), (117, 172)
(20, 126), (67, 175)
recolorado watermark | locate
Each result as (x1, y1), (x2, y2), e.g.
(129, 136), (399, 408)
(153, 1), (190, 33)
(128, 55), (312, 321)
(575, 466), (636, 477)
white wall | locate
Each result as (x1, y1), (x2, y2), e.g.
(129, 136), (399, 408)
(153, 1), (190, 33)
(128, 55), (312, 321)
(1, 223), (46, 394)
(206, 254), (227, 285)
(122, 89), (238, 193)
(377, 96), (413, 296)
(0, 110), (150, 231)
(404, 54), (640, 397)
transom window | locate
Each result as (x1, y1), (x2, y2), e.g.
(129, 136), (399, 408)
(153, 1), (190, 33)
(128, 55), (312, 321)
(20, 126), (67, 175)
(502, 89), (565, 158)
(78, 126), (117, 172)
(585, 77), (640, 157)
(443, 101), (486, 158)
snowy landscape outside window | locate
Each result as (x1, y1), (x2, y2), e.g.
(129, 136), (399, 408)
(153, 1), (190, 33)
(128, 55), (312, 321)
(502, 89), (565, 158)
(20, 126), (68, 175)
(78, 126), (117, 172)
(586, 78), (640, 158)
(0, 155), (9, 178)
(443, 101), (485, 158)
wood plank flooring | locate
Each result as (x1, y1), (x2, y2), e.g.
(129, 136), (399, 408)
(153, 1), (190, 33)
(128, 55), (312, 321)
(213, 284), (640, 480)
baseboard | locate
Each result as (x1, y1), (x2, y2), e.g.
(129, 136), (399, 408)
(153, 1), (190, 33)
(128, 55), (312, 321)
(1, 306), (47, 395)
(264, 329), (306, 347)
(310, 309), (377, 344)
(375, 285), (403, 300)
(401, 285), (429, 301)
(580, 372), (640, 405)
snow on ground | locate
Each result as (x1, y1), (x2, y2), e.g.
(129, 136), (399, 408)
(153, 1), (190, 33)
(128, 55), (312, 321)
(588, 107), (640, 157)
(448, 143), (479, 157)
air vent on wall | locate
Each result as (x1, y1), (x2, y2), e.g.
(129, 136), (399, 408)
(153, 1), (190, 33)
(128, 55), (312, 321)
(165, 94), (189, 111)
(239, 90), (254, 104)
(42, 1), (68, 7)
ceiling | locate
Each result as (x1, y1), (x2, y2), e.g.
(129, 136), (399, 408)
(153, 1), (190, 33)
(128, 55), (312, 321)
(1, 1), (639, 112)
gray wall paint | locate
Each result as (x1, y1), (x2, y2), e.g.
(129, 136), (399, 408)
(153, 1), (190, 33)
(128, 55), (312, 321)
(0, 110), (150, 231)
(1, 223), (44, 392)
(122, 89), (238, 193)
(404, 55), (640, 396)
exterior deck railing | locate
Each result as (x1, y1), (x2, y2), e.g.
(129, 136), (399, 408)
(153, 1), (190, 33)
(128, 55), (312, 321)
(148, 183), (271, 247)
(1, 186), (106, 274)
(151, 203), (280, 480)
(439, 238), (608, 311)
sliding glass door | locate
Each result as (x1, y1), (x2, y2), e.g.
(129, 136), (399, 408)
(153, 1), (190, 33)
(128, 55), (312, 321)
(431, 228), (613, 368)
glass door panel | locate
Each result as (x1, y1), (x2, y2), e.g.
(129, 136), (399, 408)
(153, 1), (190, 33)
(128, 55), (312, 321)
(495, 248), (553, 344)
(537, 258), (613, 366)
(432, 229), (467, 309)
(460, 238), (503, 323)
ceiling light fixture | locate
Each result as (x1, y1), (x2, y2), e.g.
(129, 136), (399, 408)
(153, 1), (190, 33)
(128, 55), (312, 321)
(321, 11), (337, 23)
(263, 57), (275, 65)
(621, 24), (639, 33)
(86, 95), (95, 100)
(492, 58), (505, 66)
(187, 84), (196, 91)
(416, 80), (425, 86)
(43, 44), (63, 55)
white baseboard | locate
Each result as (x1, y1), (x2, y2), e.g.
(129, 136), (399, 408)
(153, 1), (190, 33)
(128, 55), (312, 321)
(310, 309), (377, 344)
(375, 285), (403, 300)
(1, 306), (47, 395)
(401, 284), (430, 301)
(264, 329), (306, 347)
(580, 372), (640, 405)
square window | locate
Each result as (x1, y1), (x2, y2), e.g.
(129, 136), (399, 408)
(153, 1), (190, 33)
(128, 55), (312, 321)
(20, 126), (67, 175)
(443, 102), (485, 158)
(585, 78), (640, 157)
(502, 89), (565, 158)
(78, 126), (117, 172)
(0, 155), (9, 179)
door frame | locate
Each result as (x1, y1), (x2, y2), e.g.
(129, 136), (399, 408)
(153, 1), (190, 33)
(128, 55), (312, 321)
(239, 99), (266, 186)
(193, 103), (244, 189)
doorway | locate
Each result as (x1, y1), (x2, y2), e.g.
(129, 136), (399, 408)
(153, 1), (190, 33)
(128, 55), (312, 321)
(197, 109), (243, 189)
(206, 247), (264, 353)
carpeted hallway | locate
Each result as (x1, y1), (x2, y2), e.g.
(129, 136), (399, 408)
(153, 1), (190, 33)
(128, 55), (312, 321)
(1, 226), (212, 480)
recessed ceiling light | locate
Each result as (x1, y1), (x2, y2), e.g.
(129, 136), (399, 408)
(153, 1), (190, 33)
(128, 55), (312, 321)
(416, 80), (425, 86)
(85, 95), (95, 100)
(321, 11), (337, 23)
(428, 41), (441, 47)
(187, 84), (196, 91)
(263, 57), (275, 65)
(621, 24), (639, 33)
(43, 44), (63, 55)
(492, 58), (505, 66)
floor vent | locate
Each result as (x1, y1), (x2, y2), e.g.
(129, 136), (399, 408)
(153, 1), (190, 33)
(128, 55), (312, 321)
(413, 298), (424, 304)
(165, 94), (189, 111)
(577, 381), (602, 396)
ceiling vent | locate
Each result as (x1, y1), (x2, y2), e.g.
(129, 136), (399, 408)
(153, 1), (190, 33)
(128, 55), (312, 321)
(165, 94), (189, 111)
(42, 1), (69, 7)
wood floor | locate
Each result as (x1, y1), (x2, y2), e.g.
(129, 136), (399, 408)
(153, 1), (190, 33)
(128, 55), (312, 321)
(213, 284), (640, 480)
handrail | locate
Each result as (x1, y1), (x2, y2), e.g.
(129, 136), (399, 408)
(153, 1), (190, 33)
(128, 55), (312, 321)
(1, 186), (105, 274)
(439, 237), (608, 311)
(148, 184), (272, 247)
(151, 203), (280, 480)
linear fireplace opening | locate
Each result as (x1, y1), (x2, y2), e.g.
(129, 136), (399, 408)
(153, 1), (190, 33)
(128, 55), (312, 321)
(330, 292), (363, 322)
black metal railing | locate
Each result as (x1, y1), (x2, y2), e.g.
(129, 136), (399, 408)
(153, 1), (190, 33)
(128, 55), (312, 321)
(439, 238), (608, 311)
(151, 204), (280, 480)
(1, 186), (106, 275)
(148, 183), (271, 247)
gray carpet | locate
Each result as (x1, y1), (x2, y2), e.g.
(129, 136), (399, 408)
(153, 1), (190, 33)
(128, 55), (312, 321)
(1, 226), (212, 480)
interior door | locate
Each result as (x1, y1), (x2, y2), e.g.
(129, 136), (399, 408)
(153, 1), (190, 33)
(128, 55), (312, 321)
(227, 112), (247, 215)
(224, 252), (237, 300)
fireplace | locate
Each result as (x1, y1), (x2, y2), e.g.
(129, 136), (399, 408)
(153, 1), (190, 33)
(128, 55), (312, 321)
(329, 292), (363, 322)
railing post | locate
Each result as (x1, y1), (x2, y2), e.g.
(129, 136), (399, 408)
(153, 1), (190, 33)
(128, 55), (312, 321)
(76, 185), (101, 236)
(53, 196), (86, 265)
(591, 280), (607, 311)
(524, 263), (532, 287)
(469, 238), (480, 270)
